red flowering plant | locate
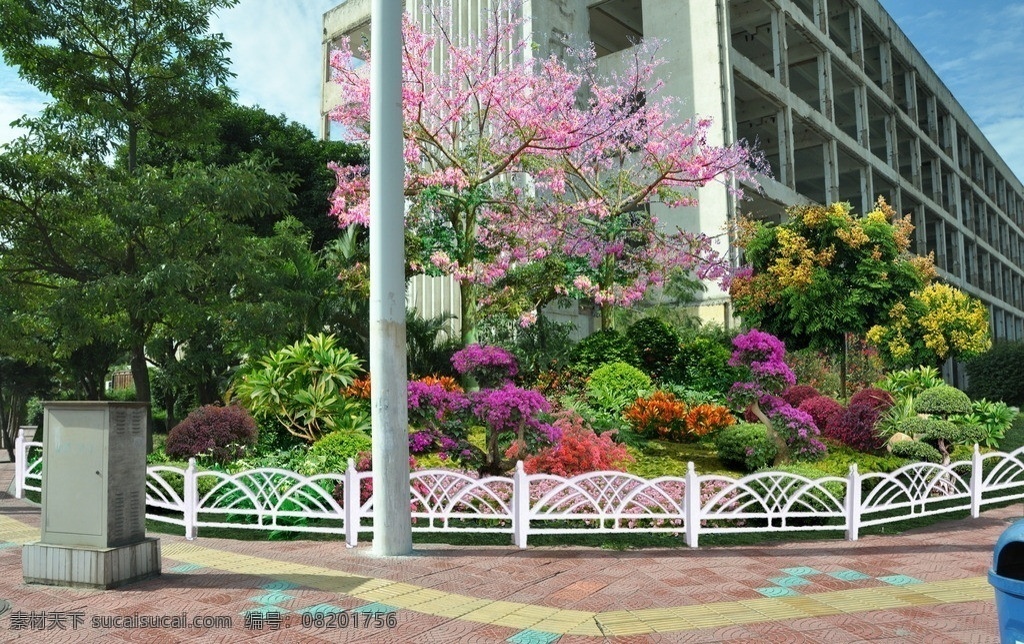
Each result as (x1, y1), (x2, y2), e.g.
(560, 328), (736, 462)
(522, 411), (632, 477)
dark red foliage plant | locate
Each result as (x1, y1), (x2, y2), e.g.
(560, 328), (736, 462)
(166, 405), (258, 465)
(797, 395), (843, 435)
(825, 403), (885, 452)
(780, 385), (820, 408)
(848, 387), (895, 413)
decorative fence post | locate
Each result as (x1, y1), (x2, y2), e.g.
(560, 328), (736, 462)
(685, 462), (700, 548)
(513, 461), (529, 549)
(345, 458), (360, 548)
(970, 444), (983, 519)
(14, 427), (26, 499)
(846, 464), (861, 541)
(184, 458), (198, 541)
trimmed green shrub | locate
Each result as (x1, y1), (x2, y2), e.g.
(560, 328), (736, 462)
(305, 429), (373, 474)
(914, 385), (972, 416)
(889, 440), (943, 463)
(965, 342), (1024, 406)
(586, 361), (652, 412)
(714, 422), (777, 472)
(569, 329), (638, 373)
(627, 317), (679, 381)
(1002, 414), (1024, 453)
(670, 335), (738, 394)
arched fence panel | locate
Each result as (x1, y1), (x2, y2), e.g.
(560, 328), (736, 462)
(12, 432), (1024, 548)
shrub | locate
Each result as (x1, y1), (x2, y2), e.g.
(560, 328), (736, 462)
(234, 333), (367, 443)
(914, 385), (972, 416)
(1002, 414), (1024, 453)
(714, 422), (777, 472)
(166, 405), (258, 465)
(627, 317), (679, 381)
(889, 440), (943, 463)
(684, 403), (736, 438)
(953, 399), (1016, 448)
(670, 335), (737, 394)
(826, 403), (884, 452)
(451, 344), (518, 388)
(878, 366), (943, 398)
(306, 429), (373, 474)
(623, 391), (688, 440)
(780, 385), (820, 408)
(817, 444), (910, 475)
(569, 329), (638, 373)
(523, 412), (633, 476)
(965, 341), (1024, 406)
(797, 395), (843, 435)
(586, 361), (652, 412)
(849, 387), (894, 413)
(767, 402), (827, 461)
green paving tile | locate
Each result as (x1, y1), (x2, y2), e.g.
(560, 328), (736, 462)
(829, 570), (871, 581)
(0, 542), (21, 550)
(507, 629), (561, 644)
(877, 575), (923, 586)
(756, 586), (801, 598)
(782, 567), (821, 576)
(298, 604), (345, 615)
(262, 580), (301, 591)
(769, 576), (812, 587)
(248, 592), (295, 605)
(351, 602), (398, 614)
(167, 563), (203, 573)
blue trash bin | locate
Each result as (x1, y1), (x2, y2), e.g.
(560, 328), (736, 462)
(990, 519), (1024, 642)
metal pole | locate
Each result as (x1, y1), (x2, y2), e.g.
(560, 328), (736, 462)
(370, 0), (412, 556)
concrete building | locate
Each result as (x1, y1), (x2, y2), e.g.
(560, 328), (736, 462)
(321, 0), (1024, 344)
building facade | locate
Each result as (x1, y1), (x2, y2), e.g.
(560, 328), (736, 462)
(321, 0), (1024, 343)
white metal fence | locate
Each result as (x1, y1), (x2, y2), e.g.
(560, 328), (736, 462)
(14, 428), (1024, 548)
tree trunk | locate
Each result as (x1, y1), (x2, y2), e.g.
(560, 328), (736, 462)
(751, 401), (790, 465)
(600, 302), (612, 331)
(130, 343), (154, 452)
(839, 334), (848, 402)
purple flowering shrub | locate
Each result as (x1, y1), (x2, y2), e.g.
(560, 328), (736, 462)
(727, 330), (826, 463)
(166, 405), (258, 465)
(474, 384), (560, 474)
(826, 403), (885, 452)
(451, 344), (518, 388)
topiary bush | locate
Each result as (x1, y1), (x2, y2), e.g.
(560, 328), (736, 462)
(914, 385), (972, 417)
(166, 405), (258, 465)
(305, 429), (373, 474)
(569, 329), (638, 373)
(714, 422), (777, 472)
(627, 317), (679, 381)
(889, 440), (943, 463)
(965, 342), (1024, 407)
(825, 403), (884, 452)
(780, 385), (820, 408)
(586, 361), (652, 412)
(849, 387), (895, 413)
(797, 395), (843, 435)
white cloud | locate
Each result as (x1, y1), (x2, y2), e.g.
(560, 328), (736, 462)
(0, 68), (48, 146)
(213, 0), (339, 135)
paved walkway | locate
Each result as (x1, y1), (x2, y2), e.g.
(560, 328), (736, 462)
(0, 459), (1010, 642)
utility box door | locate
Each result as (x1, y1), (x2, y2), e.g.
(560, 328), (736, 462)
(42, 408), (107, 543)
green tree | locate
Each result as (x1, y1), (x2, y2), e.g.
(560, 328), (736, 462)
(731, 199), (933, 398)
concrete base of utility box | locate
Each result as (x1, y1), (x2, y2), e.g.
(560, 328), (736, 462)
(22, 538), (161, 589)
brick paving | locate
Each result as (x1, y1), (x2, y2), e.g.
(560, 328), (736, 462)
(0, 457), (1012, 642)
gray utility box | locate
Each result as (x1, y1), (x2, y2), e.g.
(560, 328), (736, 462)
(23, 401), (160, 589)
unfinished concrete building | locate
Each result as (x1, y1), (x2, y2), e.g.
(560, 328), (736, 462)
(321, 0), (1024, 345)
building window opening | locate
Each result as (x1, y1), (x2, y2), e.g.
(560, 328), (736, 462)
(589, 0), (643, 58)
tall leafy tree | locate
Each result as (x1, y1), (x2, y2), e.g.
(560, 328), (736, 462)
(730, 199), (933, 397)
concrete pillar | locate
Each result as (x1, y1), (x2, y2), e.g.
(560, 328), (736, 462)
(369, 0), (413, 557)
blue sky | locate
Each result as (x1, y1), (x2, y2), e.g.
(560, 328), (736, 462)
(1, 0), (1022, 181)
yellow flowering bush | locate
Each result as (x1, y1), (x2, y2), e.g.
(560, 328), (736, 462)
(868, 283), (990, 368)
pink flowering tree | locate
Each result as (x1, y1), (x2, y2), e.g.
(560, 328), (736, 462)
(327, 0), (764, 343)
(727, 329), (826, 464)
